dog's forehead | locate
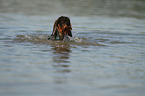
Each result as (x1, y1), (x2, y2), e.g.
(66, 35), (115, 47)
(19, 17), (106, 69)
(59, 16), (69, 20)
(61, 18), (68, 22)
(57, 16), (71, 27)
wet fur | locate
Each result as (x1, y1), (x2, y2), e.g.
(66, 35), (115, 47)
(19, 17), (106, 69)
(48, 16), (72, 40)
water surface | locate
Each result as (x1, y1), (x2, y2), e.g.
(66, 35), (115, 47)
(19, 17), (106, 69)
(0, 0), (145, 96)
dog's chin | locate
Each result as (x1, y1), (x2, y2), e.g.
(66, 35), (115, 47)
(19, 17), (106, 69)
(59, 34), (67, 40)
(63, 35), (71, 42)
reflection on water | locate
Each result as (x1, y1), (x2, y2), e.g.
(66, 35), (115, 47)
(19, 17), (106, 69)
(51, 43), (71, 84)
(51, 45), (71, 64)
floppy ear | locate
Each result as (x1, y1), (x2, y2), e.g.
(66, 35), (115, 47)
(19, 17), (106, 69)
(52, 20), (58, 32)
(70, 24), (72, 30)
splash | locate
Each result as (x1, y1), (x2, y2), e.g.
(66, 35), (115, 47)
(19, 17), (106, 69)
(14, 34), (103, 46)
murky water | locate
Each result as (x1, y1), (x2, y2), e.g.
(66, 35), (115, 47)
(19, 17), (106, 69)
(0, 0), (145, 96)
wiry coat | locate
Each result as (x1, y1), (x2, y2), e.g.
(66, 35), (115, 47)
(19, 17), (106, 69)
(48, 16), (72, 40)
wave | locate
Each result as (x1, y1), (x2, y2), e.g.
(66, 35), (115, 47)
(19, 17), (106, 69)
(14, 34), (103, 46)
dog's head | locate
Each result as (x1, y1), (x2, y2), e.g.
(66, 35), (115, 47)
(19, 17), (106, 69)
(56, 16), (72, 39)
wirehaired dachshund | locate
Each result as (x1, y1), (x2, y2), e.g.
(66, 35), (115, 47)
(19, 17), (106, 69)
(48, 16), (72, 40)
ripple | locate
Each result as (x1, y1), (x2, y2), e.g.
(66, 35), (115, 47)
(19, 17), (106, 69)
(14, 35), (104, 46)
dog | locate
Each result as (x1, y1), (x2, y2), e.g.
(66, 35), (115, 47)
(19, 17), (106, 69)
(48, 16), (72, 40)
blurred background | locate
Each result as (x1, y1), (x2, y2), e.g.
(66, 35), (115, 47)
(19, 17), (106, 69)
(0, 0), (145, 18)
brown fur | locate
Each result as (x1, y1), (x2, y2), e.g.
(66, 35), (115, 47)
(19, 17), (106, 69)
(49, 16), (72, 40)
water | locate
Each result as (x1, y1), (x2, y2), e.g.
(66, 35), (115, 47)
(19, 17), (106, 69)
(0, 0), (145, 96)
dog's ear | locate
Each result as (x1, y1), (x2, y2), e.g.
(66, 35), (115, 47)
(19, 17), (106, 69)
(69, 24), (72, 30)
(52, 20), (58, 32)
